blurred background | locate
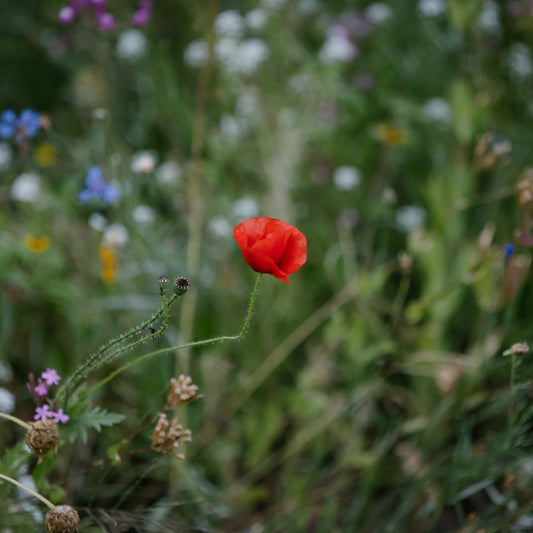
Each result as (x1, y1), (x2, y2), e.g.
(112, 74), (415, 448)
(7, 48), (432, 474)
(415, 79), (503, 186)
(2, 0), (533, 531)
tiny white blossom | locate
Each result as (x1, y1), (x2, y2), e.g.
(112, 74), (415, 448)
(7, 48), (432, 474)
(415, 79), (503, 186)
(184, 40), (208, 67)
(245, 8), (267, 30)
(11, 173), (40, 203)
(231, 196), (259, 219)
(208, 216), (233, 238)
(319, 29), (357, 63)
(0, 387), (15, 414)
(215, 37), (241, 70)
(418, 0), (446, 17)
(88, 213), (107, 232)
(0, 142), (13, 170)
(215, 10), (244, 37)
(236, 39), (269, 74)
(366, 3), (392, 24)
(130, 150), (158, 174)
(132, 205), (156, 224)
(476, 1), (500, 34)
(220, 114), (247, 140)
(396, 205), (426, 233)
(422, 97), (451, 123)
(156, 161), (181, 184)
(508, 43), (532, 78)
(116, 29), (147, 60)
(103, 223), (129, 248)
(333, 166), (361, 191)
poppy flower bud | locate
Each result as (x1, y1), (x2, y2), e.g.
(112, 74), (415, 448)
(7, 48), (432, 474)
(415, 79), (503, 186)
(25, 419), (59, 460)
(173, 277), (190, 296)
(233, 217), (307, 283)
(45, 505), (80, 533)
(158, 275), (170, 295)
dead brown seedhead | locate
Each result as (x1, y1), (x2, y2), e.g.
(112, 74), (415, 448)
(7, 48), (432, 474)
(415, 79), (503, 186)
(165, 374), (199, 409)
(45, 505), (80, 533)
(151, 412), (192, 459)
(25, 419), (59, 461)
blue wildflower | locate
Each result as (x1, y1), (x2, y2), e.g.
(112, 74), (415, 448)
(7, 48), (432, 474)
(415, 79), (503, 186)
(79, 166), (120, 203)
(504, 243), (515, 260)
(0, 109), (41, 143)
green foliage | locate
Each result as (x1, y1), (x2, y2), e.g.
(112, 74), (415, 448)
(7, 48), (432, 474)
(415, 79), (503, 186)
(2, 0), (533, 532)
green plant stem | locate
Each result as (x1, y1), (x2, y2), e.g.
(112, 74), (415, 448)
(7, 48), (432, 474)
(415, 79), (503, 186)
(81, 274), (262, 399)
(0, 473), (55, 510)
(507, 354), (517, 449)
(178, 0), (219, 378)
(0, 412), (30, 430)
(57, 292), (176, 403)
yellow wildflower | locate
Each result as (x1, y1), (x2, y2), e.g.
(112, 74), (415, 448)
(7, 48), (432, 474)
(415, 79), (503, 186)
(375, 123), (408, 146)
(99, 244), (117, 283)
(24, 234), (50, 253)
(34, 142), (57, 167)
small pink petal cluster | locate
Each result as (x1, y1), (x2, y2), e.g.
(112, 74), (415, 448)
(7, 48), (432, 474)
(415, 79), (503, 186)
(58, 0), (152, 30)
(27, 369), (69, 424)
(34, 405), (69, 424)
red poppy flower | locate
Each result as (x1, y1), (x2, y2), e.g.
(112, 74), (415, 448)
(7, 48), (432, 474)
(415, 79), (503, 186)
(233, 217), (307, 283)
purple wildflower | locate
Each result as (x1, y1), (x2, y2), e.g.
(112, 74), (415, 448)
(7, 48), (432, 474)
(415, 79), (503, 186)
(34, 381), (49, 397)
(58, 6), (76, 24)
(79, 166), (120, 203)
(51, 408), (70, 424)
(97, 12), (116, 30)
(34, 404), (52, 421)
(131, 1), (152, 26)
(41, 368), (61, 386)
(0, 109), (41, 143)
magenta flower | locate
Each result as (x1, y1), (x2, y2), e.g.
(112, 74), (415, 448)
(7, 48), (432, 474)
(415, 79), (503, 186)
(34, 381), (49, 397)
(51, 408), (70, 424)
(41, 368), (61, 386)
(131, 1), (152, 26)
(34, 404), (52, 421)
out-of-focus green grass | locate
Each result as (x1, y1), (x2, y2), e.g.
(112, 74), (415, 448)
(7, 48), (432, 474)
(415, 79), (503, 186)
(2, 1), (533, 531)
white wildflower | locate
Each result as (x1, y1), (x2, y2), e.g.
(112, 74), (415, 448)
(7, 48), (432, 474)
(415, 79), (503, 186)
(132, 205), (156, 224)
(88, 213), (107, 232)
(215, 10), (244, 37)
(0, 387), (15, 414)
(208, 216), (233, 238)
(333, 166), (361, 191)
(231, 196), (259, 219)
(130, 150), (158, 174)
(103, 223), (129, 248)
(418, 0), (446, 17)
(245, 8), (267, 30)
(116, 29), (147, 60)
(184, 40), (208, 67)
(365, 3), (392, 24)
(396, 206), (426, 232)
(422, 97), (451, 123)
(11, 173), (40, 203)
(156, 161), (181, 184)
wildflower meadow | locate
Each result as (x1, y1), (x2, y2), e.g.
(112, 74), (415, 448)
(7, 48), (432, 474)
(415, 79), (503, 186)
(3, 0), (533, 531)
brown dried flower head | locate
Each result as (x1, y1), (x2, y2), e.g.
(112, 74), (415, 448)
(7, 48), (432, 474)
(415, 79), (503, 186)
(25, 419), (59, 460)
(45, 505), (80, 533)
(151, 412), (192, 459)
(166, 374), (198, 408)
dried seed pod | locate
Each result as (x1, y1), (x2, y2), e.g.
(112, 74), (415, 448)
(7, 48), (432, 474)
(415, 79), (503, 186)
(45, 505), (80, 533)
(25, 419), (59, 459)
